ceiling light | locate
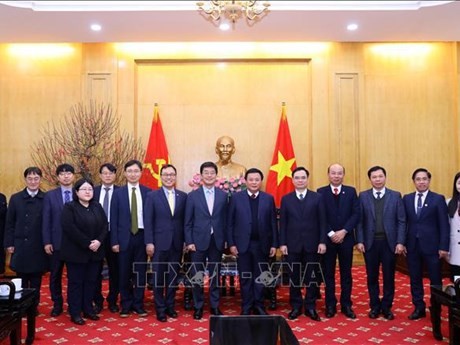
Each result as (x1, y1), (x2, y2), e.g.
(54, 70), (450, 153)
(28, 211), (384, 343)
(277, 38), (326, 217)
(196, 1), (270, 27)
(347, 23), (358, 31)
(90, 23), (102, 31)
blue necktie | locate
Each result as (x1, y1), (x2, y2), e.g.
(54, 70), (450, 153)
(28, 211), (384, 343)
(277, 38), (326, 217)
(416, 193), (423, 216)
(64, 190), (71, 204)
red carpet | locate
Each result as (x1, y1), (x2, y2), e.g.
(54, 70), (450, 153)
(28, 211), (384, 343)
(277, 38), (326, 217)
(20, 266), (450, 344)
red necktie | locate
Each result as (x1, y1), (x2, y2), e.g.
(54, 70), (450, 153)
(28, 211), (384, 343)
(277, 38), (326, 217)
(333, 188), (339, 196)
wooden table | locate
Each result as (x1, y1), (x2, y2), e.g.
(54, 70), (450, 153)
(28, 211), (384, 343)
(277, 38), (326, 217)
(0, 287), (36, 345)
(430, 285), (458, 344)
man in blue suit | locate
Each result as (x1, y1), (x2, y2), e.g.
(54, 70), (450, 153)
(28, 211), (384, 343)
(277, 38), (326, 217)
(185, 161), (227, 320)
(42, 163), (75, 316)
(93, 163), (120, 313)
(280, 167), (327, 321)
(356, 166), (406, 320)
(227, 168), (278, 316)
(403, 168), (449, 320)
(144, 164), (187, 322)
(110, 159), (151, 318)
(317, 163), (360, 319)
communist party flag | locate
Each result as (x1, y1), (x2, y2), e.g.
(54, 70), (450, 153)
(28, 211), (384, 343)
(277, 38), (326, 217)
(139, 103), (170, 189)
(266, 103), (297, 208)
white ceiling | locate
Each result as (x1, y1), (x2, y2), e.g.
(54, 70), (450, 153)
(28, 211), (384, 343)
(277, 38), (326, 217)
(1, 1), (460, 43)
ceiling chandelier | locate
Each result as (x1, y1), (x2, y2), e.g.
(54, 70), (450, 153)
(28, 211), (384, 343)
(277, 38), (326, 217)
(196, 1), (270, 28)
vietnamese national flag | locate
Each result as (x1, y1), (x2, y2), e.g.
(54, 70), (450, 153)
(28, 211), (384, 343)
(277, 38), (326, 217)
(266, 103), (297, 208)
(139, 104), (170, 189)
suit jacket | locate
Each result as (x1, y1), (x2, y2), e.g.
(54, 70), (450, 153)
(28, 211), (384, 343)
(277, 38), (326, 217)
(317, 185), (360, 245)
(356, 188), (406, 251)
(144, 187), (187, 252)
(403, 190), (449, 255)
(60, 200), (108, 263)
(42, 187), (67, 250)
(0, 192), (6, 242)
(184, 186), (227, 251)
(279, 190), (327, 253)
(227, 191), (278, 254)
(110, 184), (151, 251)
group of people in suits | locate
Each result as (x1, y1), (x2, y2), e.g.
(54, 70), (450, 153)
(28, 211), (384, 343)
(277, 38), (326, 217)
(0, 160), (456, 327)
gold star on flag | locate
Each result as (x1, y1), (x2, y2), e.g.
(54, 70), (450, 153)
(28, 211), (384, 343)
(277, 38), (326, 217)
(269, 151), (295, 186)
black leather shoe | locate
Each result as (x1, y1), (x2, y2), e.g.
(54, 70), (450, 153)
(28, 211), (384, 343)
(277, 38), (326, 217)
(325, 306), (336, 318)
(83, 313), (100, 321)
(157, 313), (167, 322)
(71, 316), (86, 325)
(368, 308), (380, 319)
(119, 309), (130, 318)
(288, 309), (302, 320)
(165, 308), (178, 318)
(408, 308), (426, 320)
(305, 309), (321, 321)
(382, 309), (394, 320)
(94, 303), (103, 314)
(240, 309), (251, 315)
(108, 304), (120, 313)
(210, 307), (223, 316)
(341, 306), (356, 319)
(51, 307), (63, 317)
(131, 307), (147, 317)
(193, 308), (203, 320)
(253, 306), (268, 315)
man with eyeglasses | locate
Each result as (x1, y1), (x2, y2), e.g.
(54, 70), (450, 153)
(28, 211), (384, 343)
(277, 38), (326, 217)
(403, 168), (449, 321)
(185, 161), (228, 320)
(280, 167), (327, 321)
(42, 163), (75, 316)
(4, 167), (48, 315)
(144, 164), (187, 322)
(93, 163), (120, 314)
(110, 159), (151, 318)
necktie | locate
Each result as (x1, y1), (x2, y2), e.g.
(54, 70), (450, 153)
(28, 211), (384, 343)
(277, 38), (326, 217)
(251, 193), (256, 199)
(206, 189), (214, 215)
(64, 190), (71, 204)
(334, 188), (339, 196)
(299, 193), (304, 200)
(131, 187), (138, 235)
(102, 187), (110, 217)
(168, 190), (175, 216)
(376, 191), (381, 200)
(416, 192), (423, 216)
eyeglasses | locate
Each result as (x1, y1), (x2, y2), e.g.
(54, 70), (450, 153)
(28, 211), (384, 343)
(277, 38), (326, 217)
(202, 171), (217, 176)
(293, 176), (307, 180)
(78, 188), (94, 192)
(59, 172), (73, 177)
(26, 177), (40, 182)
(161, 173), (176, 178)
(126, 169), (141, 174)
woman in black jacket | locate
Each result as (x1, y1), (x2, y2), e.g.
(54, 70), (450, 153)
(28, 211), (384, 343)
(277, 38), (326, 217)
(61, 178), (108, 325)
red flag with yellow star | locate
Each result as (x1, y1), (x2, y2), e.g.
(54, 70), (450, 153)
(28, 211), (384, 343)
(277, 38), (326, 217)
(139, 104), (170, 189)
(266, 104), (297, 208)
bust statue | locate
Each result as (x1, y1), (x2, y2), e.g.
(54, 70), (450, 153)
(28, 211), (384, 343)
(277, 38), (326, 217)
(214, 135), (246, 179)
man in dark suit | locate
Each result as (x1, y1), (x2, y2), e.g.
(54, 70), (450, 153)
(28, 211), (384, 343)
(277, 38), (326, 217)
(227, 168), (278, 316)
(280, 167), (327, 321)
(317, 163), (360, 319)
(184, 161), (227, 320)
(93, 163), (120, 313)
(356, 166), (406, 320)
(110, 159), (151, 318)
(5, 167), (48, 314)
(0, 191), (6, 276)
(144, 164), (187, 322)
(403, 168), (449, 320)
(42, 163), (75, 316)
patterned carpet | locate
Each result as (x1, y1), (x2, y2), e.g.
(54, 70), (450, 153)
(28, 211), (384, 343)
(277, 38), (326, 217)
(16, 265), (451, 345)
